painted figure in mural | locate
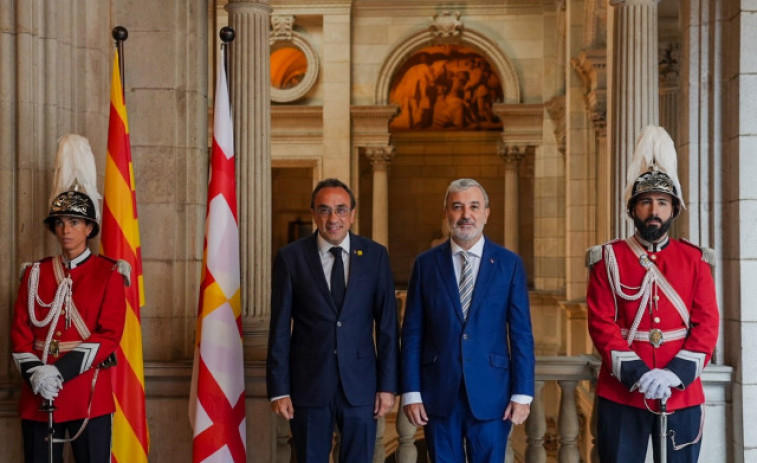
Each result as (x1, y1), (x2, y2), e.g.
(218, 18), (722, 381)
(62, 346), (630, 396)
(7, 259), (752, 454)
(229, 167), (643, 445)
(389, 46), (504, 131)
(433, 70), (471, 128)
(391, 53), (446, 129)
(401, 178), (535, 463)
(267, 178), (399, 462)
(11, 134), (128, 463)
(586, 126), (719, 463)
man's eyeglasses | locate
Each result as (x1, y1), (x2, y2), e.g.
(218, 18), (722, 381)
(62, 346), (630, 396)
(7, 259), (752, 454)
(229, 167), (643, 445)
(315, 206), (351, 218)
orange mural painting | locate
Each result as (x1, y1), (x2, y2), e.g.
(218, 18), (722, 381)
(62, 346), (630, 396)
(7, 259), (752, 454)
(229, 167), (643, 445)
(389, 45), (503, 131)
(271, 46), (307, 89)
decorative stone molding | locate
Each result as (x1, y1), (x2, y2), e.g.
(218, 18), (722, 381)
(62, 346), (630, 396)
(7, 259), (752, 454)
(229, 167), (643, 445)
(659, 41), (679, 89)
(351, 105), (399, 146)
(492, 103), (544, 145)
(430, 11), (463, 39)
(571, 49), (607, 138)
(583, 0), (608, 49)
(271, 106), (323, 141)
(270, 14), (294, 41)
(269, 16), (320, 103)
(545, 96), (566, 155)
(375, 26), (521, 104)
(363, 145), (396, 170)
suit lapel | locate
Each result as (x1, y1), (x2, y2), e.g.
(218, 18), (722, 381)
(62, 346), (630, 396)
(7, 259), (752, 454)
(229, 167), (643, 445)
(435, 240), (465, 324)
(303, 232), (339, 314)
(467, 238), (495, 320)
(341, 232), (363, 314)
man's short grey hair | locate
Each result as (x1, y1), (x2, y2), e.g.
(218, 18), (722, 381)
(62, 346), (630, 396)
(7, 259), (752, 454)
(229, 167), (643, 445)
(444, 178), (490, 208)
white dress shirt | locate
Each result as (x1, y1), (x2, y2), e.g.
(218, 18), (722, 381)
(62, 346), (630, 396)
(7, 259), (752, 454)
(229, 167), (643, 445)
(316, 233), (350, 289)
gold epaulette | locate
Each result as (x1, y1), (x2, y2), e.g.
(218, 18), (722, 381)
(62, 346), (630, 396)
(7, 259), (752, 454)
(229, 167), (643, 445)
(680, 238), (717, 267)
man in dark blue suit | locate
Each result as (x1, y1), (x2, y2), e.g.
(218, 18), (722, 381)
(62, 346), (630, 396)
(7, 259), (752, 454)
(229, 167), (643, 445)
(401, 178), (535, 463)
(267, 178), (399, 463)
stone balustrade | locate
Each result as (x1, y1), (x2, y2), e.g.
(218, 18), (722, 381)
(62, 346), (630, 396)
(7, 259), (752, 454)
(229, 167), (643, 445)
(274, 354), (732, 463)
(390, 355), (599, 463)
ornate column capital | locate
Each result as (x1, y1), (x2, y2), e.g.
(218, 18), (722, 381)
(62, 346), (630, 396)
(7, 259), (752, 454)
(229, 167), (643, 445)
(497, 143), (528, 168)
(363, 145), (396, 170)
(659, 41), (679, 90)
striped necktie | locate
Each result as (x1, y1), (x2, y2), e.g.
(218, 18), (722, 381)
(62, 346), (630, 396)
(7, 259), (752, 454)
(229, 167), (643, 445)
(459, 251), (474, 320)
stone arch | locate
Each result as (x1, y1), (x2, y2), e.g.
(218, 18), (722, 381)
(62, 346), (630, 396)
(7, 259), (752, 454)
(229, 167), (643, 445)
(374, 25), (521, 105)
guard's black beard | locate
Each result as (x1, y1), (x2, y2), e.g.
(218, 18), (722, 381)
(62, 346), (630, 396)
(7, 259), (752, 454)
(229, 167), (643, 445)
(634, 215), (673, 242)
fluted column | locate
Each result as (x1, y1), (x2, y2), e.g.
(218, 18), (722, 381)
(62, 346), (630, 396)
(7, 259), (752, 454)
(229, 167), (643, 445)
(226, 1), (272, 344)
(363, 145), (395, 247)
(659, 42), (679, 144)
(498, 144), (526, 252)
(610, 0), (660, 237)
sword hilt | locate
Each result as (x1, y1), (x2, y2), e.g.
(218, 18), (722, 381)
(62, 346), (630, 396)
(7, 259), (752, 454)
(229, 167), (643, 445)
(39, 399), (55, 413)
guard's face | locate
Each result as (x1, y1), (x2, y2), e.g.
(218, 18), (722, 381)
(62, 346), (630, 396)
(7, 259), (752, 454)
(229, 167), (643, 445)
(54, 216), (92, 259)
(445, 187), (490, 249)
(311, 187), (355, 246)
(632, 192), (674, 241)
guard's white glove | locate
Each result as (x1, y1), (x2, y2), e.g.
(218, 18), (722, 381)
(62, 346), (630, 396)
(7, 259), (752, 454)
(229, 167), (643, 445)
(29, 365), (63, 399)
(637, 368), (681, 400)
(38, 376), (63, 401)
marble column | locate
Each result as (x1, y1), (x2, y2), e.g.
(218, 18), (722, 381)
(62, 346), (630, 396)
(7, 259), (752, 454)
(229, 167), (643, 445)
(226, 0), (272, 355)
(609, 0), (660, 237)
(363, 145), (395, 247)
(498, 144), (526, 252)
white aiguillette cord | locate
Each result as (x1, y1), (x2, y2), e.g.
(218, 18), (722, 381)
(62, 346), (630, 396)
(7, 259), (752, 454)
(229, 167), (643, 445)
(27, 256), (98, 443)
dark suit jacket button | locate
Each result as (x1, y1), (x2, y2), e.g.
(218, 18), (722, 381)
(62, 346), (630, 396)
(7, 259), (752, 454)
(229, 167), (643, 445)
(337, 321), (342, 327)
(333, 349), (338, 355)
(462, 334), (469, 340)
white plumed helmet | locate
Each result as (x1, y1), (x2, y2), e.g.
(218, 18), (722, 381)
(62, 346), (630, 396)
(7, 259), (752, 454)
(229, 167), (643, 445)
(624, 125), (685, 218)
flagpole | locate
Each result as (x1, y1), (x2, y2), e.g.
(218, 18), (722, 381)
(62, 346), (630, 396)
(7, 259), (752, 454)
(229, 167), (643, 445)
(112, 26), (128, 91)
(219, 26), (235, 91)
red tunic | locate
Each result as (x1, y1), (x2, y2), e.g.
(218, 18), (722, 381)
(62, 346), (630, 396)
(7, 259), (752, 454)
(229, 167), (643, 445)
(12, 254), (126, 422)
(587, 237), (719, 411)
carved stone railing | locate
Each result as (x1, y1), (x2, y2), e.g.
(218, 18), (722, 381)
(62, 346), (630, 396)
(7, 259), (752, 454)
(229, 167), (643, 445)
(392, 355), (600, 463)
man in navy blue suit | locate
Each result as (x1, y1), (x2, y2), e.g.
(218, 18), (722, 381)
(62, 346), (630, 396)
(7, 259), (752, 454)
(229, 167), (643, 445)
(401, 178), (535, 463)
(267, 178), (399, 462)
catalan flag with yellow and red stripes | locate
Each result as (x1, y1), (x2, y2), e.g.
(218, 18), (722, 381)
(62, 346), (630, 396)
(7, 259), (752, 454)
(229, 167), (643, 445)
(101, 48), (150, 463)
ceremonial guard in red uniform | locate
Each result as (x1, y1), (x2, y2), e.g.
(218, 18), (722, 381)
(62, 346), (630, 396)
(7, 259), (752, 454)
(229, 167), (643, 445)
(11, 134), (128, 463)
(586, 126), (719, 463)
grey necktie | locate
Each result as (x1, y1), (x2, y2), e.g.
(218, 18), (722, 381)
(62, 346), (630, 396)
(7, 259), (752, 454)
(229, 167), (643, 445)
(459, 251), (474, 320)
